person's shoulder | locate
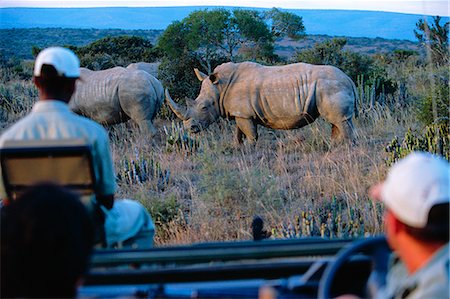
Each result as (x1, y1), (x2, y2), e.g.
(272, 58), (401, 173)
(0, 117), (31, 146)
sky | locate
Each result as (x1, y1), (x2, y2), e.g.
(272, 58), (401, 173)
(1, 0), (448, 16)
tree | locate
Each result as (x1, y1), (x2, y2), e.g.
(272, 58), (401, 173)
(265, 8), (305, 40)
(157, 7), (306, 98)
(232, 9), (275, 62)
(184, 9), (233, 72)
(157, 8), (274, 73)
(414, 16), (449, 66)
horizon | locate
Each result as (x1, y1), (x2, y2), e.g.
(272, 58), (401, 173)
(1, 0), (448, 16)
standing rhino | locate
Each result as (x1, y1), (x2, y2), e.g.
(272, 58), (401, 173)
(166, 61), (357, 144)
(70, 67), (164, 135)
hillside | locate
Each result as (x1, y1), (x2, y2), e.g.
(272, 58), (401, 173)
(0, 7), (440, 40)
(0, 28), (162, 60)
(0, 28), (420, 62)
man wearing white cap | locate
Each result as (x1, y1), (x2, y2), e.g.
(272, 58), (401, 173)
(370, 151), (449, 299)
(0, 47), (155, 248)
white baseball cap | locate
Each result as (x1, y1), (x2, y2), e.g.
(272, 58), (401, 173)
(371, 152), (450, 228)
(34, 47), (80, 78)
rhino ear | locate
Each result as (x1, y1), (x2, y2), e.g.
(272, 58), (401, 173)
(209, 73), (219, 85)
(194, 68), (208, 82)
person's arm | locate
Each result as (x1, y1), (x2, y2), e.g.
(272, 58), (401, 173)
(92, 127), (117, 209)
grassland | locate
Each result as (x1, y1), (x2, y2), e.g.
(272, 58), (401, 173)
(0, 29), (444, 246)
(0, 65), (423, 246)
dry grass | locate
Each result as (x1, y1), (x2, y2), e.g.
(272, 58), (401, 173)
(103, 103), (412, 246)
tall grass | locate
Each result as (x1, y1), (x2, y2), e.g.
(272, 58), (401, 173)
(0, 68), (37, 128)
(103, 103), (408, 245)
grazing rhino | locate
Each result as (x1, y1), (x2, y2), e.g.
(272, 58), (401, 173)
(166, 61), (357, 144)
(70, 67), (164, 135)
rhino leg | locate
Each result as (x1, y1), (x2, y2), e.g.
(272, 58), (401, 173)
(331, 124), (339, 139)
(235, 117), (257, 145)
(331, 119), (356, 142)
(138, 120), (158, 136)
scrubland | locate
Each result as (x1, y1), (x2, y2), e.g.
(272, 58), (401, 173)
(0, 40), (447, 247)
(109, 103), (420, 245)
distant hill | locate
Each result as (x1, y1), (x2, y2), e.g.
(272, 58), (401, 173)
(0, 28), (420, 61)
(0, 7), (444, 41)
(0, 28), (162, 60)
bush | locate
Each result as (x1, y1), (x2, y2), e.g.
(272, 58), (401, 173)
(75, 35), (159, 70)
(385, 123), (449, 165)
(415, 73), (449, 126)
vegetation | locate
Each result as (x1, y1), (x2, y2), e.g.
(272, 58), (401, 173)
(293, 38), (375, 81)
(157, 8), (304, 71)
(0, 28), (162, 61)
(0, 13), (448, 245)
(31, 35), (159, 70)
(75, 36), (159, 70)
(386, 123), (449, 166)
(414, 16), (449, 66)
(266, 8), (305, 40)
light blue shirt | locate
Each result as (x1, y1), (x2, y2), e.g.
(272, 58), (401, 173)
(376, 243), (449, 299)
(0, 100), (116, 198)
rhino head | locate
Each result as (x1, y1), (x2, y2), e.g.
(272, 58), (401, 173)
(166, 68), (221, 133)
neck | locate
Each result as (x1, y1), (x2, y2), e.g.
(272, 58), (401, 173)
(38, 91), (71, 103)
(397, 233), (445, 274)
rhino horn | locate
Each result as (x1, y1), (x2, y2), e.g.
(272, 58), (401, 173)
(194, 68), (208, 82)
(165, 89), (189, 121)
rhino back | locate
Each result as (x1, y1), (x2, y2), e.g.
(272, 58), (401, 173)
(70, 67), (126, 124)
(220, 62), (354, 129)
(126, 62), (160, 78)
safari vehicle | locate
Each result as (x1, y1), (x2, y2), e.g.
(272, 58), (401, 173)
(81, 236), (391, 298)
(0, 140), (391, 299)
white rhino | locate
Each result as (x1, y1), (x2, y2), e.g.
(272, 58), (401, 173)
(166, 61), (357, 144)
(70, 67), (164, 135)
(126, 62), (160, 79)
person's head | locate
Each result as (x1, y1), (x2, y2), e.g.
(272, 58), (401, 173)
(33, 47), (80, 102)
(370, 152), (449, 249)
(1, 183), (94, 298)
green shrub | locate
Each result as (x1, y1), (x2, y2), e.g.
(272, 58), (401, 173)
(386, 123), (449, 165)
(146, 194), (182, 225)
(415, 75), (449, 126)
(74, 35), (159, 70)
(158, 53), (205, 100)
